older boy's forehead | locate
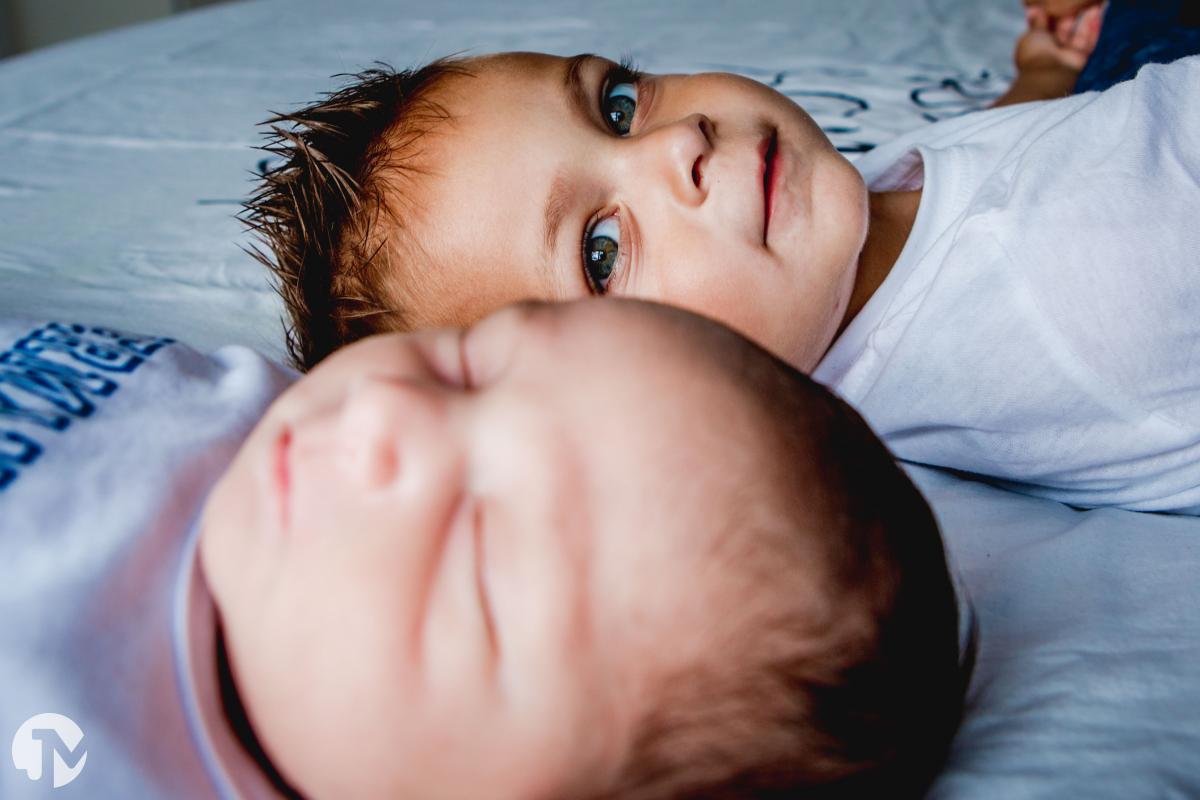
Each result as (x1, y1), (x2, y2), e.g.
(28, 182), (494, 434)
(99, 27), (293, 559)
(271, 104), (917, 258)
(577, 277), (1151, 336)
(471, 50), (566, 74)
(442, 52), (575, 130)
(466, 50), (588, 87)
(401, 53), (583, 328)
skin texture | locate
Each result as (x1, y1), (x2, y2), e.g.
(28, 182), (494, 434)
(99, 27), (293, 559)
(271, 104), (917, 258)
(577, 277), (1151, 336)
(390, 52), (886, 372)
(995, 4), (1105, 107)
(1024, 0), (1103, 23)
(199, 298), (831, 800)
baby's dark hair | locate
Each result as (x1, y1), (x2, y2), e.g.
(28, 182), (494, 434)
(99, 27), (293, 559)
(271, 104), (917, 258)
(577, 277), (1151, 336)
(586, 334), (971, 800)
(242, 59), (471, 371)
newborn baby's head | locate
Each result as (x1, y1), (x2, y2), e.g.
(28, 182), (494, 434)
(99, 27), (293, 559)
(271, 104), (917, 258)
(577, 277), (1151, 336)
(199, 298), (963, 799)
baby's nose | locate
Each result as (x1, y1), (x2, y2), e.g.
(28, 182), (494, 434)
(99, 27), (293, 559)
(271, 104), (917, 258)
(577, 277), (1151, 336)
(335, 376), (447, 488)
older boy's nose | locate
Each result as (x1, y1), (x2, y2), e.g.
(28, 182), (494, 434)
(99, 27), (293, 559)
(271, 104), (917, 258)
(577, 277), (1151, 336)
(635, 113), (713, 206)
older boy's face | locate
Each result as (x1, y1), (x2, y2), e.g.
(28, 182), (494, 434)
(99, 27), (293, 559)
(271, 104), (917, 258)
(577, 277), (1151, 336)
(200, 299), (809, 799)
(397, 52), (869, 371)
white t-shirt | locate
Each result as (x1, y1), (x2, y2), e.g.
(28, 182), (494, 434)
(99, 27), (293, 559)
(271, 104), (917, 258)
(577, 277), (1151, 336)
(0, 319), (295, 799)
(815, 56), (1200, 514)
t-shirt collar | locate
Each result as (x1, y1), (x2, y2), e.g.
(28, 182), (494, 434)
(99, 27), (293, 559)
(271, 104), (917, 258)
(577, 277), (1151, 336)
(171, 518), (289, 800)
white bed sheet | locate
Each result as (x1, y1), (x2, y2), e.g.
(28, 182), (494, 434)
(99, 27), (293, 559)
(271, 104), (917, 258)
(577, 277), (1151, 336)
(1, 1), (1197, 797)
(910, 465), (1200, 799)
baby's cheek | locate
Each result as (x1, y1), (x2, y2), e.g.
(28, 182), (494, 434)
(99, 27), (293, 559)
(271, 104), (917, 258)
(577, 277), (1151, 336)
(197, 460), (266, 618)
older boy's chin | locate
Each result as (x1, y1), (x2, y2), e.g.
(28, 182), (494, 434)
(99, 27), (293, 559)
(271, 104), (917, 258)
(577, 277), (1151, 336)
(833, 155), (871, 240)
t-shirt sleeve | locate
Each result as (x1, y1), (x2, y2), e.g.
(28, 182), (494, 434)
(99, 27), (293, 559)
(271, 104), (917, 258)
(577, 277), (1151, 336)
(823, 56), (1200, 514)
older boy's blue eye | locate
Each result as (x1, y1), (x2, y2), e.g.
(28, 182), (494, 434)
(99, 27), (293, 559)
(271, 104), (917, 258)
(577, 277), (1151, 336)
(583, 216), (620, 294)
(603, 82), (638, 136)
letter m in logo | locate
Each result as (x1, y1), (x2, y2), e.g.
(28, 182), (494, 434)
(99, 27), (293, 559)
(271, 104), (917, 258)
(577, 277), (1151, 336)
(32, 727), (87, 788)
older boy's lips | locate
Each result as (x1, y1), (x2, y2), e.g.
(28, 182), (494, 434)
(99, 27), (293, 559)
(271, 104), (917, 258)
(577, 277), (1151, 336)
(760, 128), (779, 244)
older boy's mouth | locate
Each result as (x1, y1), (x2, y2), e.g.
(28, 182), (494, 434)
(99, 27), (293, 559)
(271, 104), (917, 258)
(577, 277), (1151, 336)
(761, 128), (779, 244)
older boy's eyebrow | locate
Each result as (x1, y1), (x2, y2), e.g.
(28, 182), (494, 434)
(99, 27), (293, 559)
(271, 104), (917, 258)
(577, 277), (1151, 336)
(563, 52), (596, 123)
(543, 173), (573, 261)
(542, 53), (598, 265)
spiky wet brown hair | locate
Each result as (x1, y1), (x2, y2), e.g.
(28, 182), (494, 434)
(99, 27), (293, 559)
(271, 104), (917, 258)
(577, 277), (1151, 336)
(240, 58), (471, 371)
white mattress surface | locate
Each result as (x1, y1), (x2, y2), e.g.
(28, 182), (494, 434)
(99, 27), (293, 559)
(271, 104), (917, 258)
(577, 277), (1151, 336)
(2, 2), (1197, 797)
